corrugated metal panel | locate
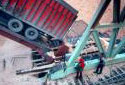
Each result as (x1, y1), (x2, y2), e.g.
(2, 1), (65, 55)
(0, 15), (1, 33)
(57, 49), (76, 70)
(0, 0), (78, 39)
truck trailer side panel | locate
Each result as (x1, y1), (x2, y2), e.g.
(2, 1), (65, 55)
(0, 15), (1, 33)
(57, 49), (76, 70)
(0, 0), (78, 39)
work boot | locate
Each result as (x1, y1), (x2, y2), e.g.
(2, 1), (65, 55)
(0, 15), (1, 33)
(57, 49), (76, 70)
(79, 75), (83, 79)
(93, 71), (97, 74)
(75, 76), (79, 79)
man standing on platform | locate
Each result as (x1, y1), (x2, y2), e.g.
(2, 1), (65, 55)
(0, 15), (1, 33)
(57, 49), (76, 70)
(75, 55), (85, 79)
(94, 53), (105, 74)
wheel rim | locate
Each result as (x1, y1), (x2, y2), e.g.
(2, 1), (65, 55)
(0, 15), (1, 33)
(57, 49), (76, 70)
(8, 19), (23, 32)
(25, 28), (39, 40)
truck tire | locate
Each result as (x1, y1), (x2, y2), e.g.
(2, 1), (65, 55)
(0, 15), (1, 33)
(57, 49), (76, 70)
(25, 27), (39, 40)
(8, 19), (23, 32)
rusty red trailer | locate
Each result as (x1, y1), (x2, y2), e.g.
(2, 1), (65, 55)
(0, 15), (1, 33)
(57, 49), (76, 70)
(0, 0), (78, 54)
(0, 0), (78, 39)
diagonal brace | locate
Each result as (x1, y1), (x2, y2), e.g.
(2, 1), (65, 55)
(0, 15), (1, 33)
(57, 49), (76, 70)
(92, 30), (105, 55)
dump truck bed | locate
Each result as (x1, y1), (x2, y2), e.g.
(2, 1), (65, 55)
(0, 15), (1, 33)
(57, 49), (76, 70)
(0, 0), (78, 39)
(0, 0), (78, 55)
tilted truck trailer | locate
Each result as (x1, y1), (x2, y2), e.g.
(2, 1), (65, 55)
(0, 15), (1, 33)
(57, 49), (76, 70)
(0, 0), (78, 54)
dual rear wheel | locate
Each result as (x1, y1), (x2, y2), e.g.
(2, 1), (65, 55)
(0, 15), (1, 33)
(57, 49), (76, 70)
(8, 18), (39, 40)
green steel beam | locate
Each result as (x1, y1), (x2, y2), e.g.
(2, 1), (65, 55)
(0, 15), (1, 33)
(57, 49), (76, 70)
(96, 5), (125, 30)
(106, 29), (119, 57)
(92, 30), (105, 54)
(112, 37), (125, 57)
(106, 0), (121, 57)
(95, 6), (125, 30)
(49, 53), (125, 80)
(95, 22), (125, 30)
(68, 0), (111, 66)
(120, 6), (125, 22)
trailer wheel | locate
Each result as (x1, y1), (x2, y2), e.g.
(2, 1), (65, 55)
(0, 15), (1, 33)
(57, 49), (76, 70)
(8, 19), (23, 32)
(25, 27), (39, 40)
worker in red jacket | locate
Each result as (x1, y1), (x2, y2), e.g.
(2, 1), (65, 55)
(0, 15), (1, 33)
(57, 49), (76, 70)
(75, 55), (85, 79)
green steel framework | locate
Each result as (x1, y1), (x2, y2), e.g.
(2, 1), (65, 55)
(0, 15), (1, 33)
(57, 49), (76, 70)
(48, 0), (125, 80)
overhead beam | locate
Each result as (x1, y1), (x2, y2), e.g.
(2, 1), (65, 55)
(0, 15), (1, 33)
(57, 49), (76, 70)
(95, 22), (125, 29)
(68, 0), (111, 66)
(106, 0), (121, 57)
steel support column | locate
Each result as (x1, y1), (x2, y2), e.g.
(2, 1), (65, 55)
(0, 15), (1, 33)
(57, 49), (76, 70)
(107, 0), (121, 57)
(120, 7), (125, 22)
(92, 30), (105, 54)
(112, 37), (125, 57)
(68, 0), (111, 66)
